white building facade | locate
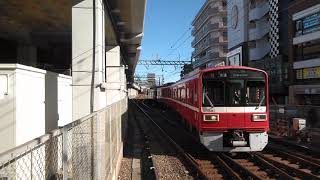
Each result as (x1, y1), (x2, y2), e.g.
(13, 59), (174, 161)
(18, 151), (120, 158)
(191, 0), (228, 69)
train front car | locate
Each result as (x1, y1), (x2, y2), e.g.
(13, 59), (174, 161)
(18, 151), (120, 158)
(199, 67), (269, 152)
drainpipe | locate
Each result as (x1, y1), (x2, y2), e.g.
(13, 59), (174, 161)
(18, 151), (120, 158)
(91, 0), (96, 179)
(90, 0), (96, 114)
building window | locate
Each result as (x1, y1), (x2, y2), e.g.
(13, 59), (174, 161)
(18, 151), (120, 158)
(296, 67), (320, 80)
(295, 12), (320, 37)
(248, 41), (256, 48)
(294, 42), (320, 61)
(249, 0), (256, 9)
(222, 1), (227, 7)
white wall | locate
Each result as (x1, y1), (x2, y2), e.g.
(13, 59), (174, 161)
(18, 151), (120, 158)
(15, 66), (46, 145)
(106, 46), (127, 106)
(72, 0), (106, 121)
(58, 74), (72, 127)
(0, 64), (72, 153)
(0, 70), (15, 152)
(227, 0), (249, 49)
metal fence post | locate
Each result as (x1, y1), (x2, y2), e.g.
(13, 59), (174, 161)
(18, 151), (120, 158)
(96, 113), (102, 180)
(91, 116), (94, 179)
(62, 128), (68, 180)
(30, 151), (33, 180)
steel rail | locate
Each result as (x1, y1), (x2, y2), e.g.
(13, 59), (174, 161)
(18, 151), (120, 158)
(269, 136), (320, 156)
(140, 100), (242, 179)
(132, 100), (212, 180)
(266, 146), (320, 170)
(267, 143), (320, 164)
(132, 106), (160, 180)
(219, 153), (264, 180)
(255, 152), (320, 179)
(133, 100), (242, 180)
(250, 153), (294, 180)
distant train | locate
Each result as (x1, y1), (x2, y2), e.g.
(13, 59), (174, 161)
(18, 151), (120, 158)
(154, 66), (269, 152)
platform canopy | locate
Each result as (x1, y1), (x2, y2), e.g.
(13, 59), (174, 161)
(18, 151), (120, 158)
(0, 0), (146, 81)
(107, 0), (146, 82)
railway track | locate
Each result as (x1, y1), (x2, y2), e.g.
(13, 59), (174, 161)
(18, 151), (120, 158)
(128, 104), (158, 180)
(137, 99), (320, 180)
(132, 99), (239, 179)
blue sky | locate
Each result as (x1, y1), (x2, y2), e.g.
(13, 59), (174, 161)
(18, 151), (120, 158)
(136, 0), (206, 83)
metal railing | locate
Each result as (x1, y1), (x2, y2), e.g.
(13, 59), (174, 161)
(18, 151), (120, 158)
(0, 98), (128, 179)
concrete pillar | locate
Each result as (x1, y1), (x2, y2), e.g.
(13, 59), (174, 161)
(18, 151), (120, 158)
(17, 45), (37, 67)
(72, 0), (108, 179)
(105, 46), (123, 106)
(72, 0), (106, 121)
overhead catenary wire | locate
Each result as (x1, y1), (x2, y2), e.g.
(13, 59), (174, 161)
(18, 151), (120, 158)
(169, 26), (192, 49)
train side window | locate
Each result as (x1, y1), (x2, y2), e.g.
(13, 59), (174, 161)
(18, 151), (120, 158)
(194, 81), (197, 105)
(191, 89), (194, 105)
(175, 89), (177, 99)
(182, 88), (185, 102)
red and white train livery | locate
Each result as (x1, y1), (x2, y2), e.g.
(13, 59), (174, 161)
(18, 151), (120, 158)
(157, 66), (269, 152)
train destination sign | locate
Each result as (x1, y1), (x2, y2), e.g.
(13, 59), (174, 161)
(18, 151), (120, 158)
(203, 69), (265, 79)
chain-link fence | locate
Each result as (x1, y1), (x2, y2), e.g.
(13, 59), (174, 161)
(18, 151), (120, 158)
(0, 98), (128, 180)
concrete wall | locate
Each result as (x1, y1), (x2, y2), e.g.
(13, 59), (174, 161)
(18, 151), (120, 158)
(0, 64), (72, 153)
(227, 0), (249, 49)
(106, 46), (127, 106)
(72, 1), (127, 179)
(72, 0), (106, 120)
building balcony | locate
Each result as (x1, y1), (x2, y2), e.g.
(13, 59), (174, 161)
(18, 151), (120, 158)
(249, 43), (270, 61)
(192, 52), (220, 67)
(249, 2), (269, 21)
(249, 21), (270, 41)
(293, 57), (320, 69)
(219, 35), (227, 43)
(192, 7), (226, 35)
(192, 23), (225, 47)
(293, 31), (320, 45)
(192, 37), (224, 57)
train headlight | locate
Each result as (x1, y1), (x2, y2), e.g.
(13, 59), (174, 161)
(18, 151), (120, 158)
(252, 114), (267, 121)
(204, 114), (219, 122)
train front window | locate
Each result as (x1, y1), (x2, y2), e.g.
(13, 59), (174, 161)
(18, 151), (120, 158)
(202, 70), (266, 107)
(226, 80), (244, 105)
(246, 81), (266, 106)
(202, 79), (266, 107)
(202, 80), (225, 107)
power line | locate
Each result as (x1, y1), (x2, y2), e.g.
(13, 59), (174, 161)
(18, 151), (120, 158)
(162, 35), (193, 60)
(138, 59), (191, 65)
(170, 27), (192, 48)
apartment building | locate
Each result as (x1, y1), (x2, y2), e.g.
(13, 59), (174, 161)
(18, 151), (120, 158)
(191, 0), (227, 69)
(288, 1), (320, 106)
(227, 0), (291, 104)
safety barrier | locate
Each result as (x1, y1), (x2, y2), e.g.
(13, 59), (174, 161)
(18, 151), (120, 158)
(0, 98), (128, 179)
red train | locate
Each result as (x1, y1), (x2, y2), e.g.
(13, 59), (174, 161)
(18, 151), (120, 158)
(156, 66), (269, 152)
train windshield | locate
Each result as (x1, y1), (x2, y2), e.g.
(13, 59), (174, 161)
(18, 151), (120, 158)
(202, 70), (266, 107)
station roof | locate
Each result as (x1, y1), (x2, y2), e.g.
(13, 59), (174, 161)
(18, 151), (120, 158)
(107, 0), (146, 82)
(0, 0), (146, 82)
